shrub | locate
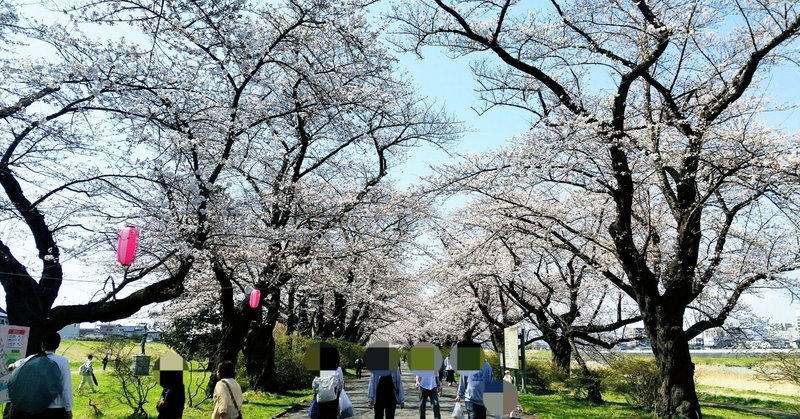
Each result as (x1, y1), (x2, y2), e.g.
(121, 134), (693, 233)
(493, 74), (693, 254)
(603, 356), (660, 411)
(273, 334), (316, 392)
(524, 360), (558, 393)
(484, 350), (555, 394)
(326, 338), (366, 369)
(267, 334), (366, 392)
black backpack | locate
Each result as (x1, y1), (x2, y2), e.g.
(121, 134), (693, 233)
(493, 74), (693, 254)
(8, 353), (63, 414)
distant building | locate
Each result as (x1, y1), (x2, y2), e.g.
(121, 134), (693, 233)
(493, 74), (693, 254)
(95, 322), (160, 341)
(702, 328), (733, 348)
(796, 310), (800, 338)
(58, 324), (80, 340)
(624, 327), (650, 347)
(0, 308), (7, 325)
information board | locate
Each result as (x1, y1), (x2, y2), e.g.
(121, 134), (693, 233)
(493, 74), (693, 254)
(0, 325), (30, 403)
(503, 325), (519, 369)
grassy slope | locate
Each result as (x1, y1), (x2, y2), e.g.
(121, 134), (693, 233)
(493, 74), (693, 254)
(59, 340), (313, 418)
(518, 392), (789, 418)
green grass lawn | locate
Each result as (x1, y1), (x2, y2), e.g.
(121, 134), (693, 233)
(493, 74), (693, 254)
(518, 392), (792, 418)
(56, 340), (312, 418)
(697, 385), (800, 411)
(72, 368), (314, 418)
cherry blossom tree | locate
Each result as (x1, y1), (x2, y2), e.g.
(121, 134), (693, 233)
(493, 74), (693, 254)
(393, 0), (800, 416)
(67, 0), (456, 391)
(0, 1), (204, 353)
(429, 208), (640, 375)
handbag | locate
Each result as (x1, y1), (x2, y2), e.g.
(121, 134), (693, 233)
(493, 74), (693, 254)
(452, 402), (464, 419)
(338, 389), (354, 418)
(222, 380), (244, 419)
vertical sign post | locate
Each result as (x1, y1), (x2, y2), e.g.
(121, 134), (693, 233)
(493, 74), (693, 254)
(519, 327), (527, 393)
(504, 325), (520, 392)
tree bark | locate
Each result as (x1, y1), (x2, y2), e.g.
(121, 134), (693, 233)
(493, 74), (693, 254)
(242, 287), (280, 391)
(548, 335), (572, 374)
(644, 303), (701, 419)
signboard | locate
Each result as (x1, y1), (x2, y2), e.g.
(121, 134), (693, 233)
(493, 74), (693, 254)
(0, 325), (30, 403)
(503, 325), (519, 369)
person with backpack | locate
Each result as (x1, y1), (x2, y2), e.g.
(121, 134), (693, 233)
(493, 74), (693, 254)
(7, 332), (73, 419)
(311, 371), (343, 419)
(367, 366), (404, 419)
(211, 361), (243, 419)
(455, 359), (494, 419)
(78, 354), (98, 393)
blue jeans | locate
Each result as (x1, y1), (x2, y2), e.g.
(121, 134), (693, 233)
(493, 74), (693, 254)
(465, 400), (486, 419)
(419, 387), (441, 419)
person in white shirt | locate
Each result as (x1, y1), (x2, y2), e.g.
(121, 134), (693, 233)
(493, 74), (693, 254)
(502, 370), (515, 385)
(443, 356), (455, 386)
(415, 373), (441, 419)
(78, 354), (98, 393)
(7, 332), (73, 419)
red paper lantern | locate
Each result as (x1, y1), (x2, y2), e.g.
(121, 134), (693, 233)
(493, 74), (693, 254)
(249, 289), (261, 309)
(117, 226), (139, 266)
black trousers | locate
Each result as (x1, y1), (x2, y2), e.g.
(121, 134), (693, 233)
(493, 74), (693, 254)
(374, 401), (397, 419)
(30, 408), (69, 419)
(318, 399), (339, 419)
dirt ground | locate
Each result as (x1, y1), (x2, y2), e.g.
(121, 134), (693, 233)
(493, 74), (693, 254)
(695, 364), (800, 396)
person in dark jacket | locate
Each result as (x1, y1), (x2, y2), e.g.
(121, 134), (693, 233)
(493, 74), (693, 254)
(355, 358), (364, 379)
(156, 370), (185, 419)
(368, 366), (405, 419)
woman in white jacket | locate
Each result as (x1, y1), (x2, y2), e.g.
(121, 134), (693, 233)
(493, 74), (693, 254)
(211, 361), (243, 419)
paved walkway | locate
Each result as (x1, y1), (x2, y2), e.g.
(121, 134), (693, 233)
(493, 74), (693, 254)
(281, 363), (460, 418)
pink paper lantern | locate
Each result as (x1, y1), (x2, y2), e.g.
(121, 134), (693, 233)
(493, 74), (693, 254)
(117, 226), (139, 266)
(249, 289), (261, 309)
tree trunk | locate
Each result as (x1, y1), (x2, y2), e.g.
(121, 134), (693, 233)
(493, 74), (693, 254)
(206, 301), (247, 395)
(548, 336), (572, 375)
(0, 240), (50, 355)
(569, 336), (602, 404)
(242, 287), (280, 392)
(644, 305), (702, 418)
(285, 287), (296, 335)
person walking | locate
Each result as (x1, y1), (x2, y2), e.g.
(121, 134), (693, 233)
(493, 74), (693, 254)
(415, 373), (441, 419)
(443, 356), (455, 386)
(211, 361), (243, 419)
(312, 371), (343, 419)
(368, 366), (404, 419)
(355, 358), (364, 379)
(502, 370), (515, 385)
(335, 365), (345, 390)
(156, 371), (185, 419)
(102, 355), (109, 371)
(78, 355), (97, 393)
(455, 359), (494, 419)
(437, 360), (445, 388)
(7, 332), (73, 419)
